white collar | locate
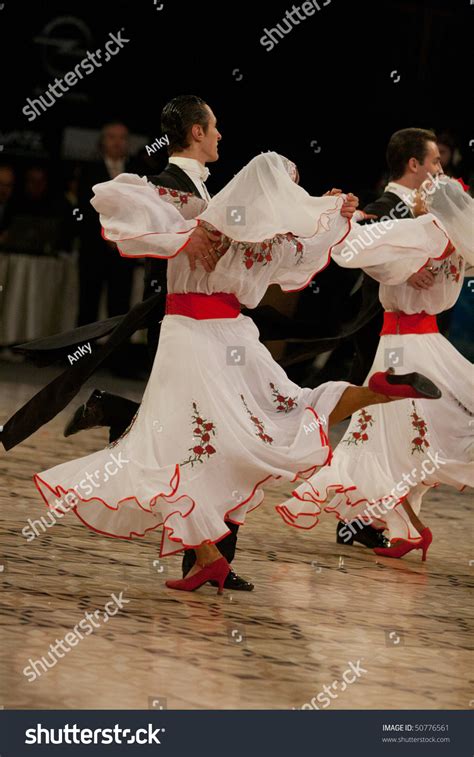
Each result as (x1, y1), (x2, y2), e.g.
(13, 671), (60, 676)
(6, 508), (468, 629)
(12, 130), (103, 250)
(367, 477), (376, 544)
(385, 181), (416, 207)
(169, 156), (210, 182)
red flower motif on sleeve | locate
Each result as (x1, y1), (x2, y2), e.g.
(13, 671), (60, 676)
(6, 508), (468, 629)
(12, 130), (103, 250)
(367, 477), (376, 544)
(154, 185), (193, 210)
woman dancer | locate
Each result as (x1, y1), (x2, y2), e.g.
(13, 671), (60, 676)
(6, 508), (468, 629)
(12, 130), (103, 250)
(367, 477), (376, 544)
(278, 177), (473, 561)
(33, 153), (447, 591)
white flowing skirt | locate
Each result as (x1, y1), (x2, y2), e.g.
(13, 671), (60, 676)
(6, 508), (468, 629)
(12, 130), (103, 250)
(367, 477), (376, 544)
(278, 331), (474, 542)
(34, 313), (349, 556)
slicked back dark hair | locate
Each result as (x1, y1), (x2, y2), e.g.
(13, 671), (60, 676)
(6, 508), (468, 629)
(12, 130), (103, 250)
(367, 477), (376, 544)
(386, 128), (437, 180)
(161, 95), (210, 155)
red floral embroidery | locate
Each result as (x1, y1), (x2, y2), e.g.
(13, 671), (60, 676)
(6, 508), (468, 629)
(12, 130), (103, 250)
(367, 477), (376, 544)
(241, 394), (273, 444)
(181, 402), (217, 467)
(155, 185), (189, 209)
(410, 402), (429, 453)
(269, 382), (298, 413)
(239, 233), (304, 269)
(343, 408), (373, 446)
(437, 254), (463, 283)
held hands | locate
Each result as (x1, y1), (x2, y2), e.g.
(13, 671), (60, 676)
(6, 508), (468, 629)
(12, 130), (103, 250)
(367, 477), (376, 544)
(407, 268), (436, 290)
(412, 191), (429, 218)
(324, 188), (359, 219)
(183, 225), (225, 272)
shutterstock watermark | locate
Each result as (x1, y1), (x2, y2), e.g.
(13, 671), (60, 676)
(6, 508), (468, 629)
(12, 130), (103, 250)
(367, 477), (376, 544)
(25, 724), (165, 746)
(26, 451), (130, 541)
(23, 591), (130, 682)
(339, 172), (449, 263)
(337, 452), (446, 543)
(260, 1), (331, 52)
(294, 659), (367, 709)
(22, 29), (130, 122)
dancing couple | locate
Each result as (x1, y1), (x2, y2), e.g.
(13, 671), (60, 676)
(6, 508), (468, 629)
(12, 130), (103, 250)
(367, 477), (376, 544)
(24, 109), (455, 592)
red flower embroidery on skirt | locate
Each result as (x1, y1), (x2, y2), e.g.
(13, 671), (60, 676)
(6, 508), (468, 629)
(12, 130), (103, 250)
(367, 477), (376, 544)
(240, 394), (273, 444)
(410, 402), (429, 454)
(342, 408), (373, 446)
(181, 402), (217, 467)
(269, 382), (298, 413)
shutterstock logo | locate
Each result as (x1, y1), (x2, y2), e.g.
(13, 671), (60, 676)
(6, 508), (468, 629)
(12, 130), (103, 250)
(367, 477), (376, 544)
(22, 29), (130, 122)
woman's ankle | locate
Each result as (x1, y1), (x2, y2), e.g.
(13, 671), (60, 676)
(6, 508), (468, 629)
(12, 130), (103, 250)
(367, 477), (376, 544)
(195, 544), (221, 567)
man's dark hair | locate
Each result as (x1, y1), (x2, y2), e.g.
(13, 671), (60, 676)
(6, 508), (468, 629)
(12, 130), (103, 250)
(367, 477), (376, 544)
(161, 95), (210, 155)
(386, 128), (436, 180)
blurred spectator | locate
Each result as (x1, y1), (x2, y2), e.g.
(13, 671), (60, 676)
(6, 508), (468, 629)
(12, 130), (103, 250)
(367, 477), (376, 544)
(436, 130), (460, 177)
(77, 121), (137, 325)
(0, 166), (69, 254)
(0, 164), (15, 239)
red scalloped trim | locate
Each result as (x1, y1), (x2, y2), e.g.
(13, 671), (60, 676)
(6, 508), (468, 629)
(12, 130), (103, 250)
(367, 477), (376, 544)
(276, 473), (466, 541)
(415, 220), (455, 273)
(280, 217), (351, 293)
(100, 224), (196, 260)
(32, 409), (333, 557)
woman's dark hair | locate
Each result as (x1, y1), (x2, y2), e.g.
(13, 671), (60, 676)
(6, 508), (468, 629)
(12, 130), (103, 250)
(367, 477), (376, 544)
(386, 128), (436, 180)
(161, 95), (210, 154)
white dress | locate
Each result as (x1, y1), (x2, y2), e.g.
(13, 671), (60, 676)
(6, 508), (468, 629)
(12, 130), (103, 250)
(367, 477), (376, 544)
(34, 183), (352, 555)
(278, 241), (474, 543)
(33, 172), (457, 556)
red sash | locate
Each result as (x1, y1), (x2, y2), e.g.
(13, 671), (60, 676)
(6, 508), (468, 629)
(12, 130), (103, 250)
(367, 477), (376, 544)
(165, 292), (241, 320)
(381, 311), (439, 335)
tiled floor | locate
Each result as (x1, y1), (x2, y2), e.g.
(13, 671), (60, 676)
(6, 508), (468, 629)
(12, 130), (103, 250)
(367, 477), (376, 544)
(0, 362), (472, 710)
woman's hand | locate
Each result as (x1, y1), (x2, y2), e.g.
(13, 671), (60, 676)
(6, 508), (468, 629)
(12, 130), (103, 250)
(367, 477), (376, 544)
(183, 226), (221, 272)
(324, 188), (359, 219)
(412, 191), (429, 217)
(340, 192), (359, 219)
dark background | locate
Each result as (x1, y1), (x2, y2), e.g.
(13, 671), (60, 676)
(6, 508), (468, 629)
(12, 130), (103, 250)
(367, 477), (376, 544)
(0, 0), (472, 376)
(1, 0), (472, 198)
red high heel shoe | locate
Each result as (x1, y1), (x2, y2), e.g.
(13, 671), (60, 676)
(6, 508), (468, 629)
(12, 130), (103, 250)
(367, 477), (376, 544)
(374, 527), (433, 561)
(165, 557), (230, 594)
(368, 368), (442, 400)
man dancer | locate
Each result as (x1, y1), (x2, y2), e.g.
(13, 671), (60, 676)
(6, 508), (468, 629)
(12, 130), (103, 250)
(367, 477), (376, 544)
(334, 128), (442, 550)
(65, 96), (255, 590)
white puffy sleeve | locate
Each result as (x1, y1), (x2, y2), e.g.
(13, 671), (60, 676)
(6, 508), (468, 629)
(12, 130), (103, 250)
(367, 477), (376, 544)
(330, 214), (453, 285)
(267, 214), (350, 291)
(90, 173), (207, 259)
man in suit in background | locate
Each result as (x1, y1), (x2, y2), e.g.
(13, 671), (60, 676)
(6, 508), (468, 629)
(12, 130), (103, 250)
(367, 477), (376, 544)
(66, 96), (255, 591)
(336, 127), (441, 550)
(77, 121), (138, 325)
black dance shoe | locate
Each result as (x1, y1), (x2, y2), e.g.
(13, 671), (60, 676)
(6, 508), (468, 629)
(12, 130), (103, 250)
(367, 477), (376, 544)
(210, 570), (255, 591)
(64, 389), (107, 437)
(336, 521), (390, 549)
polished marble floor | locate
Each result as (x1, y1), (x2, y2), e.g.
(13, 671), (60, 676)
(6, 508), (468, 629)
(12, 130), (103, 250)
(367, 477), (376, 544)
(0, 362), (472, 711)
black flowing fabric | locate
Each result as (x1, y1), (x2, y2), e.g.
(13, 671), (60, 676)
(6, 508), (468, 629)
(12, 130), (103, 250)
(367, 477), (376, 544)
(1, 196), (400, 453)
(0, 289), (380, 452)
(0, 293), (162, 451)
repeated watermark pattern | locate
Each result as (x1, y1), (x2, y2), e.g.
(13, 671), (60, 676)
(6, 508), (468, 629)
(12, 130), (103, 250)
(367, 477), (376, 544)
(22, 29), (131, 122)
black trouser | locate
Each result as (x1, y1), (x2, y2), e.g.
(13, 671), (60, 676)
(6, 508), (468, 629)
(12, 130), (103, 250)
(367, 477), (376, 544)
(105, 393), (239, 575)
(78, 242), (135, 325)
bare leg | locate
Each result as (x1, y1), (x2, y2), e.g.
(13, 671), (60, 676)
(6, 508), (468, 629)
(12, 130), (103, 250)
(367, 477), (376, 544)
(185, 543), (222, 577)
(400, 498), (426, 536)
(329, 386), (397, 427)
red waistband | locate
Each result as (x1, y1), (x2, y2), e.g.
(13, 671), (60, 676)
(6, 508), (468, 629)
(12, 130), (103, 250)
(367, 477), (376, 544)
(381, 311), (439, 335)
(165, 292), (241, 319)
